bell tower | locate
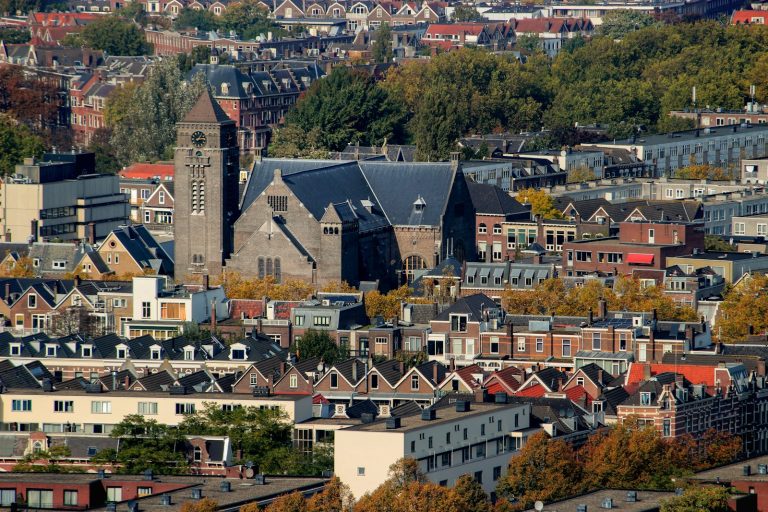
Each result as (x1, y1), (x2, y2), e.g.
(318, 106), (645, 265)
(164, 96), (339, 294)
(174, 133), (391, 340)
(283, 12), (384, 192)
(174, 90), (240, 280)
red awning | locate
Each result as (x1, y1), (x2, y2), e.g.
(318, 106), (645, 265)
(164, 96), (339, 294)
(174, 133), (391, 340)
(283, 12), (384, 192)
(627, 253), (654, 265)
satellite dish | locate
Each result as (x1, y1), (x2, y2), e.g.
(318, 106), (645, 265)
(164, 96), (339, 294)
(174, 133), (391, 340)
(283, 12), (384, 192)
(535, 501), (544, 512)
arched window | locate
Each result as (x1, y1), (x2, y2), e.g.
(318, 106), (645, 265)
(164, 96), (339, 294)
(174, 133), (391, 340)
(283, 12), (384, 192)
(478, 223), (487, 234)
(258, 257), (265, 279)
(274, 258), (281, 283)
(33, 441), (43, 454)
(493, 224), (502, 235)
(403, 255), (426, 284)
(266, 257), (273, 277)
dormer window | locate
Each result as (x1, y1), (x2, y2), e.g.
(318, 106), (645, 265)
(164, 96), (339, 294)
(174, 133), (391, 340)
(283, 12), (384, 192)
(450, 314), (468, 332)
(151, 348), (161, 360)
(46, 345), (56, 357)
(231, 348), (246, 360)
(10, 344), (20, 356)
(413, 196), (426, 212)
(184, 348), (194, 361)
(82, 346), (92, 358)
(640, 392), (653, 406)
(116, 347), (127, 359)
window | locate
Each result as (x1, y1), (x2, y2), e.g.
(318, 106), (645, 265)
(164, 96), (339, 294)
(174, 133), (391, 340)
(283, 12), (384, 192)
(107, 487), (122, 502)
(231, 349), (246, 360)
(493, 466), (502, 481)
(28, 294), (36, 308)
(428, 436), (433, 449)
(12, 399), (31, 411)
(160, 303), (186, 320)
(116, 348), (126, 359)
(52, 260), (67, 270)
(290, 374), (298, 388)
(640, 392), (652, 406)
(82, 346), (92, 358)
(313, 316), (331, 327)
(493, 224), (502, 235)
(267, 195), (288, 212)
(141, 302), (151, 319)
(517, 337), (526, 352)
(27, 490), (53, 508)
(450, 315), (468, 332)
(403, 255), (426, 284)
(330, 372), (339, 389)
(411, 374), (419, 390)
(370, 374), (378, 389)
(478, 223), (487, 234)
(592, 332), (601, 351)
(0, 489), (15, 506)
(144, 210), (151, 223)
(175, 403), (196, 415)
(91, 401), (111, 414)
(64, 490), (78, 506)
(151, 348), (161, 360)
(535, 338), (544, 353)
(735, 222), (746, 235)
(663, 418), (671, 437)
(54, 400), (73, 412)
(294, 315), (305, 326)
(138, 487), (152, 497)
(357, 467), (365, 476)
(45, 344), (55, 356)
(562, 338), (571, 357)
(158, 190), (165, 204)
(490, 336), (499, 354)
(138, 402), (158, 415)
(375, 337), (388, 345)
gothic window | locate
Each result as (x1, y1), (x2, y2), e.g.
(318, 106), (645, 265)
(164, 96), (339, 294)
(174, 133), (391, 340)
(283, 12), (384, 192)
(258, 257), (265, 279)
(403, 255), (426, 284)
(267, 195), (288, 212)
(266, 257), (273, 276)
(191, 180), (198, 213)
(274, 258), (281, 283)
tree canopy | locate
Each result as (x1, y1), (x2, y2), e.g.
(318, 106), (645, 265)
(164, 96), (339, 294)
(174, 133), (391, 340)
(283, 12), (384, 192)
(718, 273), (768, 342)
(598, 10), (657, 40)
(63, 15), (151, 55)
(452, 5), (483, 22)
(0, 116), (45, 175)
(292, 329), (349, 365)
(660, 486), (730, 512)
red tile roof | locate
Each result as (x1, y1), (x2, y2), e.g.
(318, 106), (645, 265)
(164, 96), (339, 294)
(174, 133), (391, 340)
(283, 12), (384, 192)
(625, 362), (718, 387)
(733, 10), (768, 24)
(29, 12), (100, 26)
(313, 394), (330, 405)
(483, 366), (523, 394)
(120, 163), (174, 180)
(563, 384), (592, 406)
(515, 383), (546, 397)
(424, 22), (487, 36)
(454, 363), (484, 390)
(229, 299), (264, 320)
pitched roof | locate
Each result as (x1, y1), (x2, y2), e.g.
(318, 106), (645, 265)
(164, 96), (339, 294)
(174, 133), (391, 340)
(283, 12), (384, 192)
(119, 162), (174, 180)
(625, 362), (718, 387)
(182, 90), (233, 124)
(515, 383), (546, 397)
(467, 181), (529, 217)
(434, 293), (496, 322)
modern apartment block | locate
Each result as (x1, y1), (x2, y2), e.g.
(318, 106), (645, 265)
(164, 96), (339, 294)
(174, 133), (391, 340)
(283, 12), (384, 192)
(334, 399), (531, 499)
(0, 152), (128, 244)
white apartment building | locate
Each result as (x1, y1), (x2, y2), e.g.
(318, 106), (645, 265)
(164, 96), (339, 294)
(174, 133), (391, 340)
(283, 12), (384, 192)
(334, 400), (531, 499)
(583, 124), (768, 176)
(123, 276), (227, 339)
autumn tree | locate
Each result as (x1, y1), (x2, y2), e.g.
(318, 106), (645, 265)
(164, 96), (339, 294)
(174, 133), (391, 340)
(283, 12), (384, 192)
(674, 164), (731, 181)
(364, 285), (412, 319)
(371, 23), (393, 64)
(355, 459), (457, 512)
(0, 66), (59, 134)
(222, 273), (315, 301)
(50, 306), (102, 338)
(218, 0), (280, 40)
(320, 280), (358, 293)
(264, 491), (307, 512)
(567, 165), (597, 183)
(713, 273), (768, 342)
(306, 477), (355, 512)
(660, 486), (730, 512)
(515, 188), (562, 220)
(180, 498), (219, 512)
(0, 255), (35, 277)
(452, 474), (489, 512)
(704, 235), (736, 252)
(496, 432), (583, 508)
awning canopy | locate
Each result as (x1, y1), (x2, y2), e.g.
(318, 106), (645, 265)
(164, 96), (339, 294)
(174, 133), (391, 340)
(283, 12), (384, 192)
(627, 253), (654, 265)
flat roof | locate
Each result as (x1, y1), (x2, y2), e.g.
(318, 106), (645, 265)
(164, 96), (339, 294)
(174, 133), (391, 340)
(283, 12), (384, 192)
(566, 238), (677, 249)
(524, 489), (675, 512)
(693, 454), (768, 483)
(1, 389), (307, 401)
(590, 123), (768, 148)
(668, 251), (768, 261)
(344, 402), (526, 433)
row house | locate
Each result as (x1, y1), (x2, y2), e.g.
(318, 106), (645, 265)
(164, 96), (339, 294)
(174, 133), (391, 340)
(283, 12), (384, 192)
(461, 261), (556, 301)
(510, 17), (594, 57)
(27, 13), (101, 46)
(561, 220), (705, 276)
(468, 181), (531, 263)
(632, 265), (726, 310)
(69, 73), (115, 146)
(273, 0), (348, 19)
(189, 63), (324, 150)
(119, 163), (174, 223)
(463, 158), (567, 193)
(421, 22), (510, 51)
(76, 225), (174, 278)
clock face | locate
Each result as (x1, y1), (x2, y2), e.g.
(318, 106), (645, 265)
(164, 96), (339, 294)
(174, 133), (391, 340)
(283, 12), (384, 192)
(191, 131), (207, 148)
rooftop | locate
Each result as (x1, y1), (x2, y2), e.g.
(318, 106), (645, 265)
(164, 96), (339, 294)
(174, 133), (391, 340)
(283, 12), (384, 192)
(523, 490), (675, 512)
(590, 123), (768, 148)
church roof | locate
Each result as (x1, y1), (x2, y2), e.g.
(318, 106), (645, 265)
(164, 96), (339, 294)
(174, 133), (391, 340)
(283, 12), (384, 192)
(182, 90), (232, 124)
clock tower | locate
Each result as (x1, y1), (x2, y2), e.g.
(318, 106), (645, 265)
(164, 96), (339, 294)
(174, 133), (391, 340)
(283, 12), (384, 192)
(174, 90), (240, 280)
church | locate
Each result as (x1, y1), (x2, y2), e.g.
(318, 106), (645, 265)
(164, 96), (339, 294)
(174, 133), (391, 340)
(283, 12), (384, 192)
(174, 92), (475, 289)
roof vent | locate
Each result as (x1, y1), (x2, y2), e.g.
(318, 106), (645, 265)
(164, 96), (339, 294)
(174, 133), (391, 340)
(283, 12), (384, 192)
(421, 408), (437, 421)
(455, 400), (471, 412)
(220, 481), (231, 493)
(386, 417), (401, 429)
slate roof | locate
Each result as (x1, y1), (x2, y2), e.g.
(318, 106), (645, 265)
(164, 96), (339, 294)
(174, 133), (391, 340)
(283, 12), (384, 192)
(108, 225), (173, 274)
(345, 399), (379, 419)
(372, 359), (404, 386)
(435, 293), (496, 322)
(28, 242), (92, 275)
(332, 358), (367, 385)
(133, 369), (178, 392)
(414, 360), (447, 387)
(467, 181), (529, 217)
(0, 364), (41, 389)
(182, 89), (233, 124)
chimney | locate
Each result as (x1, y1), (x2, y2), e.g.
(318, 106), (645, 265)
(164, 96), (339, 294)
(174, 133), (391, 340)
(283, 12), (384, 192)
(642, 363), (651, 381)
(597, 369), (604, 384)
(123, 375), (130, 389)
(450, 151), (460, 171)
(532, 253), (542, 264)
(74, 275), (81, 287)
(399, 361), (405, 375)
(279, 361), (286, 375)
(650, 328), (656, 362)
(685, 325), (694, 344)
(88, 222), (96, 245)
(449, 358), (455, 372)
(758, 359), (766, 377)
(598, 298), (607, 319)
(432, 363), (439, 384)
(352, 361), (358, 383)
(210, 299), (217, 331)
(4, 283), (9, 303)
(202, 274), (210, 290)
(588, 308), (594, 325)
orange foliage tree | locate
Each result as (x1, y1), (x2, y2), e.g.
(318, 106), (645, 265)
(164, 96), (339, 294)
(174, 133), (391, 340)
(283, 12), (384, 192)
(0, 255), (35, 278)
(222, 273), (315, 301)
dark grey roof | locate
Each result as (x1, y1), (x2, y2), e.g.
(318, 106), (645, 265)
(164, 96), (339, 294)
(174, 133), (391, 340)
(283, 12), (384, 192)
(0, 365), (41, 389)
(189, 64), (252, 99)
(182, 89), (233, 124)
(597, 386), (630, 416)
(372, 359), (404, 386)
(390, 401), (422, 417)
(346, 399), (379, 419)
(467, 181), (529, 217)
(435, 293), (496, 322)
(134, 370), (177, 392)
(359, 161), (455, 227)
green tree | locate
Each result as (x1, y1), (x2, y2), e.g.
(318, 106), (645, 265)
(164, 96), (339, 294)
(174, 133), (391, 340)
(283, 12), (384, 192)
(660, 486), (730, 512)
(516, 34), (541, 53)
(598, 10), (656, 40)
(87, 128), (120, 174)
(0, 116), (45, 175)
(371, 23), (393, 63)
(567, 165), (597, 183)
(291, 329), (348, 365)
(268, 125), (329, 158)
(0, 27), (29, 43)
(452, 5), (483, 21)
(218, 0), (280, 40)
(174, 7), (218, 31)
(64, 16), (151, 55)
(285, 66), (406, 152)
(704, 235), (736, 252)
(109, 57), (209, 164)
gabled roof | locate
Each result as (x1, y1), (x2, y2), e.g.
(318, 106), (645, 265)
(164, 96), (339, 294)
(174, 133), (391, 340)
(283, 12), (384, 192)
(119, 162), (174, 180)
(182, 89), (233, 124)
(625, 362), (721, 387)
(515, 383), (545, 398)
(467, 181), (529, 217)
(371, 359), (404, 386)
(434, 293), (496, 322)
